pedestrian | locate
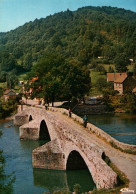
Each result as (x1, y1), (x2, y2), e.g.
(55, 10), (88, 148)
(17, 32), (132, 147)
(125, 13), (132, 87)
(68, 108), (72, 117)
(45, 104), (48, 110)
(83, 115), (88, 128)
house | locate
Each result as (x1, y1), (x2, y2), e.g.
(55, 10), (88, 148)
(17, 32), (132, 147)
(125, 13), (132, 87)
(107, 72), (127, 82)
(3, 89), (16, 101)
(107, 72), (136, 94)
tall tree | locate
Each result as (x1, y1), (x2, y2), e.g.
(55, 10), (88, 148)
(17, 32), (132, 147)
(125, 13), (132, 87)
(114, 54), (129, 72)
(27, 54), (91, 105)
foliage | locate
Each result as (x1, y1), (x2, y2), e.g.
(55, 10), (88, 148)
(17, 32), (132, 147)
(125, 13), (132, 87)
(26, 53), (91, 105)
(0, 132), (15, 194)
(120, 93), (136, 113)
(114, 54), (129, 72)
(95, 78), (107, 91)
(0, 87), (4, 98)
(133, 63), (136, 78)
(95, 65), (106, 75)
(103, 93), (136, 113)
(73, 184), (81, 194)
(0, 6), (136, 73)
(0, 72), (7, 82)
(108, 66), (114, 73)
(7, 71), (19, 89)
(0, 98), (18, 119)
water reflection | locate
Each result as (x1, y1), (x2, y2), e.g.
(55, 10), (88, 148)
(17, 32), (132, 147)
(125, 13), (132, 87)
(33, 169), (68, 192)
(33, 168), (95, 193)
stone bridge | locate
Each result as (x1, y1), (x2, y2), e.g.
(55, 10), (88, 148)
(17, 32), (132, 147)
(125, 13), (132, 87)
(14, 106), (136, 190)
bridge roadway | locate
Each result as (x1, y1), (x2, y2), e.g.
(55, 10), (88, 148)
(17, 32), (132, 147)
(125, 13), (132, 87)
(14, 106), (136, 192)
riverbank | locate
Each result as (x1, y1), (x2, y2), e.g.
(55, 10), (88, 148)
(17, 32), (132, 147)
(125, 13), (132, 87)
(73, 104), (107, 115)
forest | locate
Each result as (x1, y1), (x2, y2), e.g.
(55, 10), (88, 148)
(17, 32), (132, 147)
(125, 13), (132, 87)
(0, 6), (136, 75)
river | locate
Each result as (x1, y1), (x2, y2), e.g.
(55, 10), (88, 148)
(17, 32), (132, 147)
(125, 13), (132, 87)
(0, 120), (95, 194)
(87, 113), (136, 145)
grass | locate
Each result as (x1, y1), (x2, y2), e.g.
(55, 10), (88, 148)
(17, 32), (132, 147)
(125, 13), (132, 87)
(14, 85), (23, 93)
(103, 64), (115, 71)
(0, 82), (7, 88)
(109, 141), (136, 155)
(89, 69), (106, 96)
(90, 69), (106, 84)
(18, 73), (27, 81)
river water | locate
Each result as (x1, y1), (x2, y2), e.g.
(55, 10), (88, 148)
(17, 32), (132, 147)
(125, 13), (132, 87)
(0, 120), (95, 194)
(87, 113), (136, 145)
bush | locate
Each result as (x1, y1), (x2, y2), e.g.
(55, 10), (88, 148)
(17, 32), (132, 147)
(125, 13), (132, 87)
(73, 184), (81, 194)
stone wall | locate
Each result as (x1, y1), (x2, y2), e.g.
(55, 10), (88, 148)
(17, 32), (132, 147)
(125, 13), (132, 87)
(73, 104), (107, 115)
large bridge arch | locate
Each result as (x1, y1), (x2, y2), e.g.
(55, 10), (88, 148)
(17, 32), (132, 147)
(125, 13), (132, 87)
(66, 150), (89, 170)
(63, 143), (113, 189)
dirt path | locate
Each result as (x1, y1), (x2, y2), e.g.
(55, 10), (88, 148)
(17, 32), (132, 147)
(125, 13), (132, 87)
(51, 110), (136, 192)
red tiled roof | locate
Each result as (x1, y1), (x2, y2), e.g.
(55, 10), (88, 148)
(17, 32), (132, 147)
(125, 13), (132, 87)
(4, 89), (16, 95)
(30, 76), (38, 83)
(107, 72), (127, 83)
(114, 74), (127, 83)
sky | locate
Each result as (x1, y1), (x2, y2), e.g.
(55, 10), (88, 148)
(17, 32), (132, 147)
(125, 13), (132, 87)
(0, 0), (136, 32)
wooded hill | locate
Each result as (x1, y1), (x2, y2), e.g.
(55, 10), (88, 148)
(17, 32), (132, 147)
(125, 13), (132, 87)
(0, 6), (136, 73)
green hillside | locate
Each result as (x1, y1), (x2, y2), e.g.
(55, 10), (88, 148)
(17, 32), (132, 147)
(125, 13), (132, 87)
(0, 6), (136, 74)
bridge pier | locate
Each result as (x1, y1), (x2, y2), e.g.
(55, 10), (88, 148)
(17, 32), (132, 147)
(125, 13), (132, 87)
(14, 114), (29, 126)
(19, 121), (40, 140)
(32, 139), (65, 170)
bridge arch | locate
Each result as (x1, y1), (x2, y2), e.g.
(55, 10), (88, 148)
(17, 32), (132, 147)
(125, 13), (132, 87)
(64, 144), (97, 185)
(29, 115), (33, 121)
(39, 120), (51, 140)
(66, 150), (88, 170)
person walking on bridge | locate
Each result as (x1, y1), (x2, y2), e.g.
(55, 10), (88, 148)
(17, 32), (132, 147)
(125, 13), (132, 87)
(68, 108), (72, 117)
(83, 115), (88, 128)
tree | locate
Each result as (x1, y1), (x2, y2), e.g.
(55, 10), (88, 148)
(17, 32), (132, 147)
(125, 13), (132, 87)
(108, 66), (114, 73)
(95, 78), (107, 91)
(27, 53), (65, 105)
(27, 54), (91, 105)
(96, 65), (106, 74)
(133, 63), (136, 78)
(114, 54), (129, 72)
(61, 60), (91, 100)
(7, 71), (18, 89)
(23, 53), (33, 71)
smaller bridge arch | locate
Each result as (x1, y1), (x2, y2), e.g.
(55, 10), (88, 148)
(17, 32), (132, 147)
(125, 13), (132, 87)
(39, 120), (51, 140)
(29, 115), (33, 121)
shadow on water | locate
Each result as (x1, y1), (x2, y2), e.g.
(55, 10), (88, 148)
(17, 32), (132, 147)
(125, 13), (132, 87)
(33, 168), (96, 193)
